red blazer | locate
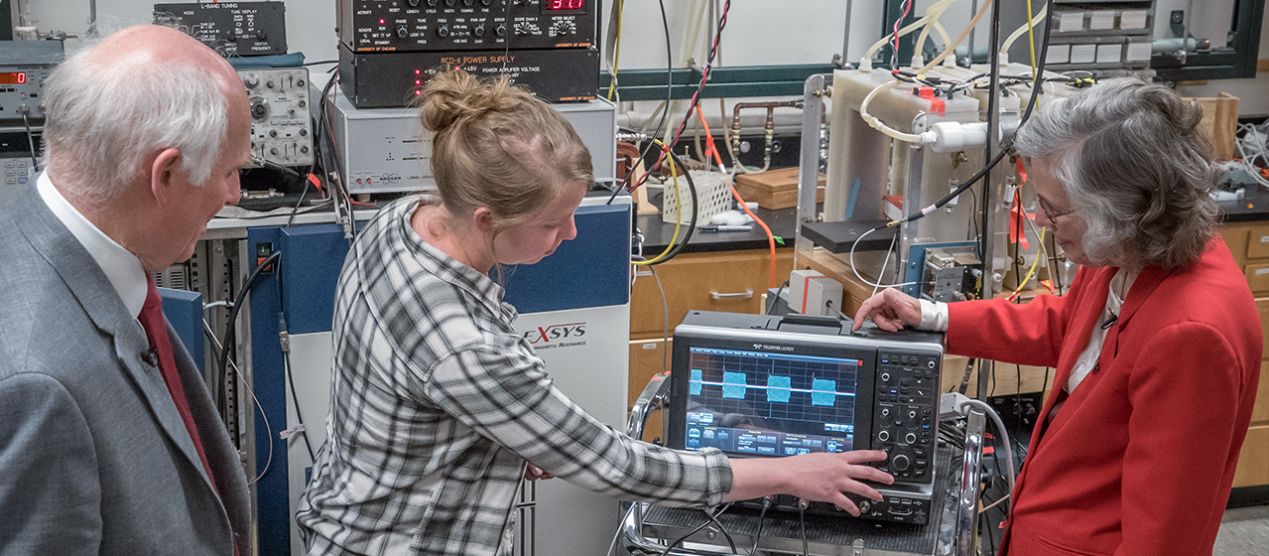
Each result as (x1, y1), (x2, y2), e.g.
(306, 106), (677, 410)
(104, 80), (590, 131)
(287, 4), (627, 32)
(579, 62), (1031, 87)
(947, 237), (1261, 556)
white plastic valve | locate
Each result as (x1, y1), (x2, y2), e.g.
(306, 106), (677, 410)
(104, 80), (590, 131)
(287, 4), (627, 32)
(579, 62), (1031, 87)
(920, 121), (989, 153)
(859, 57), (873, 72)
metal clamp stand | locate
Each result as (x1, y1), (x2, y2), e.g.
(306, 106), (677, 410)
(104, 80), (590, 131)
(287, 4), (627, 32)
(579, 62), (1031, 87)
(618, 377), (987, 556)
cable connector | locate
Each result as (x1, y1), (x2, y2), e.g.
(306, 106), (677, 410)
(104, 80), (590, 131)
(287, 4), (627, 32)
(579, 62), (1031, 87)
(919, 121), (989, 154)
(616, 131), (650, 143)
(278, 313), (291, 353)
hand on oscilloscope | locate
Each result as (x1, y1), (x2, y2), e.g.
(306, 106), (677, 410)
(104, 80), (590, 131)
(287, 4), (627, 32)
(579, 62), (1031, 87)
(727, 450), (894, 516)
(852, 288), (922, 332)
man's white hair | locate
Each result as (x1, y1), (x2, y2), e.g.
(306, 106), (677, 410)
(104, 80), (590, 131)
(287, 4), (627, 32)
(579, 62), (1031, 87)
(42, 42), (229, 203)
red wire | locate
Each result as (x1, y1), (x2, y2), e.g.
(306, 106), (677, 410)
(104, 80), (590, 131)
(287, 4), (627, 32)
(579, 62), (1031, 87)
(694, 104), (777, 289)
(893, 0), (913, 67)
(630, 0), (732, 193)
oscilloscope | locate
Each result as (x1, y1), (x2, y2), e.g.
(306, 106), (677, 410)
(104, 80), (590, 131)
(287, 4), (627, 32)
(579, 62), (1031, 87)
(667, 311), (945, 525)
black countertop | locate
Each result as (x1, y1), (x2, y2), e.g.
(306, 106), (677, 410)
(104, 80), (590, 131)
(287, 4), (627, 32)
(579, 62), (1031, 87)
(1219, 186), (1269, 223)
(637, 186), (1269, 255)
(638, 206), (801, 254)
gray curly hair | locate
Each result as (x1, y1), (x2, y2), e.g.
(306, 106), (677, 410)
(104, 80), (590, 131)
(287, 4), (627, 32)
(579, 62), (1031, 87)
(1013, 77), (1219, 269)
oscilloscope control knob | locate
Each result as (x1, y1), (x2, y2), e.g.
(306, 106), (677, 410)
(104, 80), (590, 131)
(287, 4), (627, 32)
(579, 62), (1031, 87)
(880, 372), (890, 383)
(408, 0), (420, 6)
(242, 74), (259, 89)
(880, 408), (890, 418)
(474, 24), (486, 36)
(891, 454), (911, 472)
(397, 26), (409, 39)
(877, 430), (890, 442)
(495, 24), (507, 36)
(858, 499), (871, 513)
(437, 25), (450, 38)
(905, 432), (917, 444)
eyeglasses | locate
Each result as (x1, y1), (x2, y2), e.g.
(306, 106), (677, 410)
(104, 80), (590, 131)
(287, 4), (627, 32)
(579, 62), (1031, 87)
(1037, 195), (1076, 224)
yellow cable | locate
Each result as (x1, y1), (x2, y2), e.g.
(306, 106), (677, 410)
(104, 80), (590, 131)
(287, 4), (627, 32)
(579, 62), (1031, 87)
(1011, 227), (1044, 295)
(606, 0), (624, 101)
(1010, 186), (1046, 297)
(634, 141), (682, 266)
(1025, 0), (1038, 78)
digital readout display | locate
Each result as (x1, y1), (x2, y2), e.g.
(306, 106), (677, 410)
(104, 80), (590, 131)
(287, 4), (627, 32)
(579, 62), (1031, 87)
(0, 72), (27, 85)
(546, 0), (584, 10)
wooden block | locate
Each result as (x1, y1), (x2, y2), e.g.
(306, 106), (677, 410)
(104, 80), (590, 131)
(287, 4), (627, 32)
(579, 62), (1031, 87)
(1221, 223), (1251, 270)
(734, 167), (825, 210)
(1259, 299), (1269, 360)
(1245, 225), (1269, 261)
(1185, 93), (1239, 161)
(1232, 425), (1269, 487)
(1254, 355), (1269, 424)
(1246, 263), (1269, 295)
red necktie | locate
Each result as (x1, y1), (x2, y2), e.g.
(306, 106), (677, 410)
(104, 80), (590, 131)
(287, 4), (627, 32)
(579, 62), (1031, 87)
(138, 277), (219, 495)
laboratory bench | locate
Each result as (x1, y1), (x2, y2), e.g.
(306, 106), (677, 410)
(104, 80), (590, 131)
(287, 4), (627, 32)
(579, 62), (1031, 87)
(625, 189), (1269, 499)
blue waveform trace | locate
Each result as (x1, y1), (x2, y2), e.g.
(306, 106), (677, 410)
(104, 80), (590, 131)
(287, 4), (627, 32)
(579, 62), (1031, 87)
(811, 378), (837, 406)
(767, 375), (792, 403)
(722, 372), (747, 399)
(688, 370), (855, 406)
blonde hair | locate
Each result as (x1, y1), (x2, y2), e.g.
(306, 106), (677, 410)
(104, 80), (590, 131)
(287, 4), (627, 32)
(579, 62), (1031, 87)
(419, 70), (592, 231)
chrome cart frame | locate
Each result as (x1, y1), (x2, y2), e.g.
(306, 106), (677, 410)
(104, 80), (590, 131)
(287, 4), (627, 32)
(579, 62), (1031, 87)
(619, 375), (987, 556)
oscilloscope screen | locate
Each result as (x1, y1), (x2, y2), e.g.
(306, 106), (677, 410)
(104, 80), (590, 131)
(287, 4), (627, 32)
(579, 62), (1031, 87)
(683, 346), (863, 457)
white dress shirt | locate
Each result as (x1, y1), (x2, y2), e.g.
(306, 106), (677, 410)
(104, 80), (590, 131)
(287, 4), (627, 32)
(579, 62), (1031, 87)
(917, 269), (1130, 394)
(36, 171), (148, 320)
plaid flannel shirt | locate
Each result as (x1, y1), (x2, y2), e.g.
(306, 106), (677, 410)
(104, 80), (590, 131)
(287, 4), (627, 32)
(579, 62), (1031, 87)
(296, 197), (732, 556)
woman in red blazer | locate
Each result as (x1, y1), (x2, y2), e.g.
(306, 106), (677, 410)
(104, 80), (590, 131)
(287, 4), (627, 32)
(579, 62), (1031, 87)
(854, 78), (1262, 556)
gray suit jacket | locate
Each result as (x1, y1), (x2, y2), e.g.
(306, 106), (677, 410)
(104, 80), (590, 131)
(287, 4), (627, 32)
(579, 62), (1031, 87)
(0, 186), (251, 555)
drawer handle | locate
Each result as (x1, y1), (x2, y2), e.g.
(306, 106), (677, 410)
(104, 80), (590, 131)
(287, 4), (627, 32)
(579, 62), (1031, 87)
(710, 289), (754, 300)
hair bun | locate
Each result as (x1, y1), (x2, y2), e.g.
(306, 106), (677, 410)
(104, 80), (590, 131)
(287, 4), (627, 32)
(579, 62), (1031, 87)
(420, 69), (518, 133)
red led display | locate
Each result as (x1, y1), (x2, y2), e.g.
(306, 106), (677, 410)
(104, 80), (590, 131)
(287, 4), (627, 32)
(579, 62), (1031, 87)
(546, 0), (584, 10)
(0, 72), (26, 85)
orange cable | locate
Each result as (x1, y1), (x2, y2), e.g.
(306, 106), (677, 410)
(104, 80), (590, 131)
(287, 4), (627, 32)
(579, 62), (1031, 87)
(695, 104), (777, 288)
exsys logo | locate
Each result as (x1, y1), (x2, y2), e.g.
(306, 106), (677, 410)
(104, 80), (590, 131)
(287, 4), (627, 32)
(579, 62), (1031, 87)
(523, 322), (587, 350)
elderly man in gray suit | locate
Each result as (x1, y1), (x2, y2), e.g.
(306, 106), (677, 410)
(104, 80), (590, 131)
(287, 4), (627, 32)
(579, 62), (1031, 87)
(0, 25), (252, 555)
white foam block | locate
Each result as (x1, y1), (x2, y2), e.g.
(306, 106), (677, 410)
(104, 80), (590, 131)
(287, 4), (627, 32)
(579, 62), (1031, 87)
(1047, 44), (1071, 65)
(1096, 43), (1124, 63)
(1058, 12), (1085, 32)
(1070, 44), (1098, 64)
(1089, 11), (1115, 30)
(1120, 10), (1149, 29)
(1126, 41), (1152, 62)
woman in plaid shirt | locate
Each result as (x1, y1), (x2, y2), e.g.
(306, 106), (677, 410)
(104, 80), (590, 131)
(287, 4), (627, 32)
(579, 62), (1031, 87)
(296, 69), (894, 556)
